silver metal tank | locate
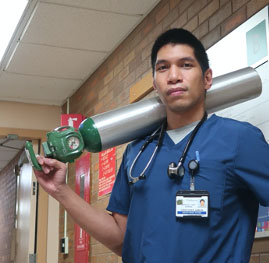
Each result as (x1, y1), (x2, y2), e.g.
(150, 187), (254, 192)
(79, 67), (262, 152)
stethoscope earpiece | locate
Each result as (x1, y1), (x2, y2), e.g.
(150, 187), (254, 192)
(139, 174), (146, 180)
(128, 174), (146, 185)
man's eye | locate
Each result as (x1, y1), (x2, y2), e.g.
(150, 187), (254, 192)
(156, 65), (167, 71)
(183, 63), (192, 68)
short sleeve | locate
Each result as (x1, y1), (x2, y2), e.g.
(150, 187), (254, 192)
(234, 124), (269, 206)
(107, 146), (131, 215)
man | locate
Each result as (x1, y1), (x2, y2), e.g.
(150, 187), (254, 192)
(35, 29), (269, 262)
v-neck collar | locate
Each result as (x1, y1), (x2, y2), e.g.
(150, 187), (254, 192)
(164, 114), (215, 147)
(166, 120), (199, 144)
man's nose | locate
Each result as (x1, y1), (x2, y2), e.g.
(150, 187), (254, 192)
(167, 65), (182, 83)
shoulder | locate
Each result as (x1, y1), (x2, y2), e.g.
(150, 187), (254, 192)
(122, 136), (149, 160)
(126, 136), (149, 151)
(210, 114), (262, 136)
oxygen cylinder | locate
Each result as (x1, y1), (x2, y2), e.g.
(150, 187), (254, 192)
(79, 67), (262, 152)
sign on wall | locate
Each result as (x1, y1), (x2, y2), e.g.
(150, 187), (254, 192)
(98, 147), (116, 197)
(246, 20), (268, 66)
(61, 114), (85, 128)
(257, 206), (269, 233)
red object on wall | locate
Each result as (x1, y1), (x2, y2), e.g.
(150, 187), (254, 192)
(98, 147), (116, 197)
(74, 153), (90, 263)
(61, 114), (85, 128)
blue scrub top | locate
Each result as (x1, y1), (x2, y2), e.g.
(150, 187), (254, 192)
(107, 114), (269, 263)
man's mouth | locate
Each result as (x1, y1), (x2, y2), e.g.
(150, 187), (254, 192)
(167, 87), (187, 96)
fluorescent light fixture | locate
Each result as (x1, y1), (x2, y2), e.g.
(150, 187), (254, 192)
(0, 0), (28, 62)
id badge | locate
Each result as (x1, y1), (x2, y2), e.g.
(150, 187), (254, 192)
(176, 190), (209, 218)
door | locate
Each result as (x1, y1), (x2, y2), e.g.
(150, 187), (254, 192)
(15, 142), (38, 263)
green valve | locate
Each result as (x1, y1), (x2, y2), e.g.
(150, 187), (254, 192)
(25, 126), (85, 170)
(44, 126), (84, 163)
(25, 141), (42, 171)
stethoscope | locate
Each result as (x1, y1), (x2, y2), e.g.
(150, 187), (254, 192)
(128, 112), (208, 185)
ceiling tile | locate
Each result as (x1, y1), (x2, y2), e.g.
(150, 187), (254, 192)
(40, 0), (160, 15)
(5, 43), (107, 80)
(0, 72), (82, 105)
(21, 2), (142, 51)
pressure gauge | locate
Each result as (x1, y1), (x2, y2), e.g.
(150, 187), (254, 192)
(67, 136), (80, 150)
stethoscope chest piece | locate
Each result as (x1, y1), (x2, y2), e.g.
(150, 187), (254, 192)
(167, 162), (185, 179)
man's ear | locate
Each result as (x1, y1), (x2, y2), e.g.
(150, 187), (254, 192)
(204, 68), (213, 92)
(153, 79), (157, 91)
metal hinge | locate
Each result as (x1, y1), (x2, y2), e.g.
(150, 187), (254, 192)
(29, 253), (36, 263)
(32, 182), (36, 195)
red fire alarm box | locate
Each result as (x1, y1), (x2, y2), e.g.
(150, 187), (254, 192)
(61, 114), (85, 128)
(74, 153), (90, 263)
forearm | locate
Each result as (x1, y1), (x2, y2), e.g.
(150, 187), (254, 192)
(55, 184), (126, 255)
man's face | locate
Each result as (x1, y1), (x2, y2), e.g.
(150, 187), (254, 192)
(153, 44), (212, 115)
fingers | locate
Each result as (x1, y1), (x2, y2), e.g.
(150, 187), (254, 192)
(35, 155), (50, 174)
(36, 155), (66, 174)
(43, 158), (66, 169)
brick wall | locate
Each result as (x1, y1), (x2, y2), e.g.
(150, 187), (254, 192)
(251, 238), (269, 263)
(0, 151), (21, 263)
(62, 0), (269, 262)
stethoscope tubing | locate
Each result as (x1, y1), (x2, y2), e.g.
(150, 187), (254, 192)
(128, 112), (207, 184)
(175, 112), (207, 168)
(128, 122), (166, 184)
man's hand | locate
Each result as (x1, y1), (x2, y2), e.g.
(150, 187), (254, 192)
(34, 156), (67, 199)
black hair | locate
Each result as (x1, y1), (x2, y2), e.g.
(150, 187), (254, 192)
(151, 28), (209, 75)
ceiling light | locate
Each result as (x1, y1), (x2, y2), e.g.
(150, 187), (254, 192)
(0, 0), (28, 62)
